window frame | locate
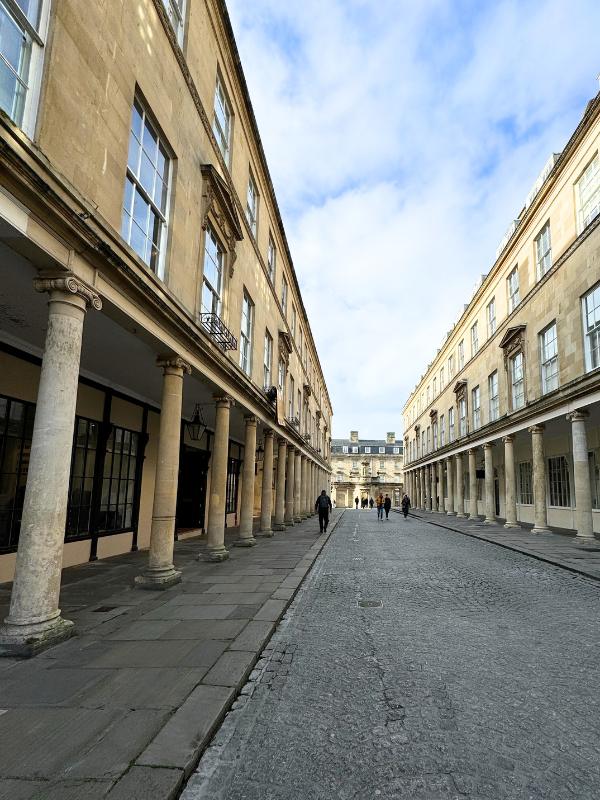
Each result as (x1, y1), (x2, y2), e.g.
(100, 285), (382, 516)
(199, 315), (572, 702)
(213, 70), (232, 164)
(535, 220), (552, 281)
(582, 283), (600, 373)
(510, 351), (525, 410)
(539, 321), (559, 394)
(471, 385), (481, 431)
(518, 461), (533, 505)
(547, 455), (571, 508)
(239, 289), (254, 376)
(267, 233), (276, 283)
(488, 370), (499, 422)
(470, 322), (479, 357)
(486, 297), (496, 338)
(200, 224), (225, 317)
(507, 266), (520, 313)
(575, 153), (600, 233)
(161, 0), (186, 45)
(263, 329), (273, 389)
(246, 169), (259, 237)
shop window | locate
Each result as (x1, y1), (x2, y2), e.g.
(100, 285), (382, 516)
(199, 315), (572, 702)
(518, 461), (533, 505)
(97, 425), (140, 533)
(548, 455), (571, 507)
(0, 394), (34, 552)
(226, 443), (243, 514)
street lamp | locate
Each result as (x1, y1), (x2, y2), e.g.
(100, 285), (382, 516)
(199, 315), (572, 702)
(185, 403), (207, 442)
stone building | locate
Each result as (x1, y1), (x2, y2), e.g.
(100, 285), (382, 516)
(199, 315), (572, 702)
(403, 90), (600, 541)
(331, 432), (404, 507)
(0, 0), (332, 655)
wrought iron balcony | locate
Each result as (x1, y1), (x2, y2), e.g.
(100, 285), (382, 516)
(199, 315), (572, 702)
(199, 313), (237, 351)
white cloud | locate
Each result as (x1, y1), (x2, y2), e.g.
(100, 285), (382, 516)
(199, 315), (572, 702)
(227, 0), (600, 438)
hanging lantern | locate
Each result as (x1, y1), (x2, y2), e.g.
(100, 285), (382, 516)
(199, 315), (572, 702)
(186, 403), (206, 442)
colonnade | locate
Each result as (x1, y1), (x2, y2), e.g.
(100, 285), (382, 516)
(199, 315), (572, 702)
(0, 274), (330, 656)
(404, 410), (595, 543)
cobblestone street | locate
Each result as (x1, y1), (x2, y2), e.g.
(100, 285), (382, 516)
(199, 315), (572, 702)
(182, 510), (600, 800)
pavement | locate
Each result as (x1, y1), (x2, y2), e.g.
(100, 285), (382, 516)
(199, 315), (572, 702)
(407, 508), (600, 581)
(0, 511), (341, 800)
(181, 508), (600, 800)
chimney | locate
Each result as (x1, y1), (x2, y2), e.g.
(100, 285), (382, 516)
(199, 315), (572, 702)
(350, 430), (359, 443)
(387, 432), (396, 444)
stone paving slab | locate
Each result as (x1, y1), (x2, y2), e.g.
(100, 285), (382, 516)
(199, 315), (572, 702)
(0, 511), (342, 798)
(408, 509), (600, 581)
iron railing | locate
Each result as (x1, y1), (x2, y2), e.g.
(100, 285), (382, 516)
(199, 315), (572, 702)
(199, 313), (237, 351)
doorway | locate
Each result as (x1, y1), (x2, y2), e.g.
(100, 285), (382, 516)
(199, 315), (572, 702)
(176, 445), (209, 531)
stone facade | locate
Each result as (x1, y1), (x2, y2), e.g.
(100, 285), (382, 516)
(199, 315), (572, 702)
(403, 91), (600, 540)
(331, 432), (404, 507)
(0, 0), (332, 654)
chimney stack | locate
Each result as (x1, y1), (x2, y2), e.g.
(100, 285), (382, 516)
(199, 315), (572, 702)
(350, 431), (359, 443)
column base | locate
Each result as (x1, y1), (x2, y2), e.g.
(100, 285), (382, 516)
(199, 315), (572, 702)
(446, 511), (456, 516)
(234, 537), (257, 547)
(294, 516), (302, 523)
(257, 529), (274, 538)
(503, 522), (521, 529)
(135, 567), (182, 590)
(202, 547), (230, 563)
(574, 534), (597, 547)
(456, 513), (467, 519)
(483, 518), (497, 525)
(0, 615), (75, 658)
(273, 523), (286, 531)
(531, 526), (551, 535)
(284, 520), (295, 527)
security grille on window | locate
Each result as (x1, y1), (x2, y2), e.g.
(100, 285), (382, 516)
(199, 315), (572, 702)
(471, 322), (479, 356)
(213, 73), (231, 164)
(488, 371), (499, 421)
(122, 98), (170, 277)
(458, 398), (467, 437)
(540, 322), (559, 394)
(239, 291), (254, 376)
(201, 225), (223, 316)
(582, 283), (600, 372)
(548, 455), (571, 507)
(246, 172), (258, 236)
(510, 352), (525, 410)
(162, 0), (185, 44)
(576, 153), (600, 232)
(507, 267), (520, 312)
(263, 330), (273, 389)
(535, 221), (552, 280)
(458, 340), (465, 370)
(518, 462), (533, 505)
(471, 386), (481, 430)
(0, 0), (48, 134)
(487, 298), (496, 337)
(448, 407), (455, 442)
(267, 234), (276, 282)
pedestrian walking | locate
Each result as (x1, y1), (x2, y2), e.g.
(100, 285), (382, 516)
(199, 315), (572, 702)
(401, 493), (411, 518)
(376, 493), (384, 521)
(383, 494), (391, 519)
(369, 497), (374, 509)
(315, 489), (333, 533)
(355, 496), (359, 510)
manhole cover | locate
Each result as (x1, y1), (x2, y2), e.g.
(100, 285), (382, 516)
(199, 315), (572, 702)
(93, 605), (119, 613)
(358, 599), (383, 608)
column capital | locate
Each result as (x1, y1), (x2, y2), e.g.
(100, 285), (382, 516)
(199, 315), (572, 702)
(566, 409), (589, 422)
(213, 394), (233, 409)
(157, 355), (192, 375)
(244, 415), (258, 427)
(467, 448), (478, 455)
(502, 434), (515, 444)
(483, 442), (495, 451)
(528, 424), (545, 434)
(263, 428), (275, 439)
(277, 436), (288, 447)
(34, 272), (102, 310)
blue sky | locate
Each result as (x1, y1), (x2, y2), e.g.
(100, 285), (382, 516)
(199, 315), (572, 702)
(227, 0), (600, 439)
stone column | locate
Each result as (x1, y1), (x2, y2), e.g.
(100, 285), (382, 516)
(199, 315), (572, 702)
(301, 456), (309, 517)
(259, 430), (275, 536)
(446, 457), (455, 515)
(530, 425), (550, 534)
(568, 410), (595, 542)
(437, 462), (444, 512)
(468, 449), (478, 519)
(0, 275), (101, 656)
(274, 438), (287, 531)
(483, 442), (496, 525)
(235, 416), (258, 547)
(285, 446), (296, 525)
(430, 464), (438, 512)
(310, 462), (316, 513)
(419, 468), (425, 509)
(136, 355), (191, 588)
(205, 396), (232, 561)
(294, 450), (302, 522)
(503, 435), (519, 529)
(456, 453), (465, 518)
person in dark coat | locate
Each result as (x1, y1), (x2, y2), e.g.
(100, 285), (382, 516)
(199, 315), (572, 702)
(354, 496), (359, 509)
(401, 493), (411, 518)
(369, 497), (374, 509)
(383, 494), (392, 519)
(315, 490), (333, 533)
